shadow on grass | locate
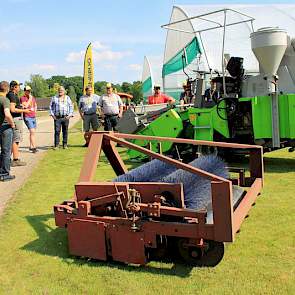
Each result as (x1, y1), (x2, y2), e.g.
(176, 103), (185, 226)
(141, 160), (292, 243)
(263, 157), (295, 173)
(21, 214), (193, 277)
(225, 155), (295, 174)
(20, 145), (53, 152)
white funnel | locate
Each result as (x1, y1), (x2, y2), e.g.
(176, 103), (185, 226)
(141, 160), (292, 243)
(250, 27), (288, 76)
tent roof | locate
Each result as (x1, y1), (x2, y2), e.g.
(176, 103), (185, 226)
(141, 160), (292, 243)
(163, 4), (295, 72)
(142, 56), (153, 83)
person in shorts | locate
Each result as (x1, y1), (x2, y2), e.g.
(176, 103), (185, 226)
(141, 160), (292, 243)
(7, 80), (30, 167)
(20, 85), (38, 153)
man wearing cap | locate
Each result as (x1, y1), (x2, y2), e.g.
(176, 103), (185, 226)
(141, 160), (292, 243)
(98, 83), (123, 131)
(7, 80), (30, 167)
(20, 86), (38, 153)
(0, 81), (16, 181)
(78, 86), (100, 147)
(49, 86), (74, 149)
(148, 85), (175, 105)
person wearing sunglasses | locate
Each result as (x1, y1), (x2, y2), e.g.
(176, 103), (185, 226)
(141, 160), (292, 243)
(20, 85), (38, 153)
(148, 84), (175, 105)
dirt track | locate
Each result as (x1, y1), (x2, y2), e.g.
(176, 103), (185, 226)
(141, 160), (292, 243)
(0, 113), (80, 216)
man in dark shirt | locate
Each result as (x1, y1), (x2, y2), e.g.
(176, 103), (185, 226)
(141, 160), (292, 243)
(204, 81), (220, 103)
(179, 81), (193, 104)
(0, 81), (16, 181)
(7, 80), (30, 166)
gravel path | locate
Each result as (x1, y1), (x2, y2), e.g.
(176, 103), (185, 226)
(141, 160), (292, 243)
(0, 113), (81, 216)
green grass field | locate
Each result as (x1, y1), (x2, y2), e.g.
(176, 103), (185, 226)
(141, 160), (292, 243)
(0, 126), (294, 295)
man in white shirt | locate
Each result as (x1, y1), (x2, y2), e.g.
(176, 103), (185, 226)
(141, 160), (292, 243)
(78, 86), (100, 146)
(98, 83), (123, 131)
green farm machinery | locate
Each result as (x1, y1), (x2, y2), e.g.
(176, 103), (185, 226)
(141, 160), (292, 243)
(118, 9), (295, 160)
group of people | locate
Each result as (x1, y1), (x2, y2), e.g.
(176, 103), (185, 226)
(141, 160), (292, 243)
(0, 80), (37, 182)
(0, 81), (125, 182)
(49, 82), (124, 149)
(0, 77), (220, 182)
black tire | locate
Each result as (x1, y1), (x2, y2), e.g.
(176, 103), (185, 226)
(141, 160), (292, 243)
(178, 239), (224, 267)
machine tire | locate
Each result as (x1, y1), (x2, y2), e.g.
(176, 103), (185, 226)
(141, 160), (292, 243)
(177, 239), (224, 267)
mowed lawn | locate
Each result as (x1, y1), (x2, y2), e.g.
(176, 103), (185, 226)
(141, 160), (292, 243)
(0, 127), (294, 295)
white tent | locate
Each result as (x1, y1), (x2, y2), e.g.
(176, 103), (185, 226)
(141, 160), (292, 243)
(142, 56), (154, 101)
(162, 4), (295, 98)
(141, 56), (163, 101)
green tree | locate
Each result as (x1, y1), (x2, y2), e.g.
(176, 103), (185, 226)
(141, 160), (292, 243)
(46, 75), (83, 100)
(113, 83), (122, 93)
(94, 81), (107, 95)
(121, 82), (131, 93)
(130, 81), (143, 104)
(46, 76), (67, 88)
(64, 76), (83, 98)
(67, 85), (77, 101)
(27, 74), (49, 98)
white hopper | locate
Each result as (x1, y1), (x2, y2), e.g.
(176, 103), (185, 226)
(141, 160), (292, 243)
(250, 27), (288, 77)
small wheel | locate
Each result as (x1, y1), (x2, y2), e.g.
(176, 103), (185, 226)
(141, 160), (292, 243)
(216, 97), (238, 121)
(178, 239), (224, 267)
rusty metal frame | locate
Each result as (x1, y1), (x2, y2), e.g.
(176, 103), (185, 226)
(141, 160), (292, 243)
(55, 131), (264, 245)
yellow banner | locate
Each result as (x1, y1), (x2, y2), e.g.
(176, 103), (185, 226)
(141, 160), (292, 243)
(83, 43), (94, 95)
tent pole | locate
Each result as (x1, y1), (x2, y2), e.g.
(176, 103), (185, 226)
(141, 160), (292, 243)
(198, 32), (211, 72)
(222, 10), (227, 97)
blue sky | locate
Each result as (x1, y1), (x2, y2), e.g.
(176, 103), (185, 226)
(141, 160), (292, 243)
(1, 0), (294, 83)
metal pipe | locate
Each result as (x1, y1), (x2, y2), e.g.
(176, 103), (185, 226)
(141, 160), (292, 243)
(222, 10), (227, 97)
(114, 132), (263, 149)
(198, 32), (211, 71)
(162, 19), (255, 35)
(194, 19), (256, 34)
(162, 8), (254, 28)
(161, 8), (255, 32)
(271, 88), (281, 148)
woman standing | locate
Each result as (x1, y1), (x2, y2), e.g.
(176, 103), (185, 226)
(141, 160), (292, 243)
(20, 85), (38, 153)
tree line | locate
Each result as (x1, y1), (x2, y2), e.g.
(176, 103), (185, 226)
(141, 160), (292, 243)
(25, 74), (143, 104)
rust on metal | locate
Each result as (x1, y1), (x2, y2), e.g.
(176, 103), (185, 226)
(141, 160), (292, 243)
(54, 132), (264, 266)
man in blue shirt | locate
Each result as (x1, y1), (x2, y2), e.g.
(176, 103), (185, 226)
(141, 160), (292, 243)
(78, 86), (100, 147)
(49, 86), (74, 149)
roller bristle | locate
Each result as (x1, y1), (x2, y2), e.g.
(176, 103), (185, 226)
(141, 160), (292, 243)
(113, 159), (177, 182)
(161, 155), (229, 210)
(113, 155), (229, 211)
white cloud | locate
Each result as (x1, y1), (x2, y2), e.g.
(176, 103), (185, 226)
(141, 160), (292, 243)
(128, 64), (142, 71)
(66, 50), (85, 63)
(0, 41), (10, 50)
(0, 23), (23, 34)
(93, 50), (132, 62)
(0, 63), (58, 83)
(92, 41), (109, 50)
(66, 48), (132, 63)
(103, 64), (117, 71)
(32, 64), (56, 71)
